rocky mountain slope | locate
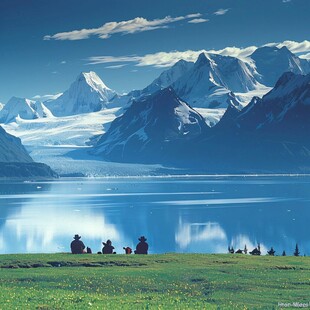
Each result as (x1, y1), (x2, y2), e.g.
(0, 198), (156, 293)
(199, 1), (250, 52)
(0, 125), (57, 177)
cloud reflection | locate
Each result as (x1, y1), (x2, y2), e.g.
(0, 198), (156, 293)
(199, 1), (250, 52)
(175, 218), (271, 254)
(175, 217), (227, 251)
(1, 202), (120, 254)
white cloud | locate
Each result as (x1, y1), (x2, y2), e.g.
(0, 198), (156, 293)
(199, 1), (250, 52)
(208, 46), (257, 61)
(136, 50), (205, 67)
(275, 40), (310, 54)
(300, 53), (310, 60)
(105, 64), (127, 69)
(86, 40), (310, 69)
(282, 0), (291, 3)
(87, 51), (204, 68)
(214, 8), (230, 15)
(87, 47), (255, 68)
(186, 13), (203, 18)
(88, 55), (142, 65)
(44, 13), (202, 41)
(61, 60), (66, 64)
(188, 18), (209, 24)
(32, 93), (63, 101)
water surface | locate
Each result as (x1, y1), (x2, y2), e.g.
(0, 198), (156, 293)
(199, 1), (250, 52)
(0, 175), (309, 255)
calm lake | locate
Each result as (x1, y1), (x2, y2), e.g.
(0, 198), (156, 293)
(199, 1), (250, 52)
(0, 175), (309, 255)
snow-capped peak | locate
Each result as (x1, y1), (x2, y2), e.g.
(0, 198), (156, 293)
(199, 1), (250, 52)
(78, 71), (111, 92)
(0, 97), (52, 123)
(170, 52), (259, 109)
(45, 71), (117, 117)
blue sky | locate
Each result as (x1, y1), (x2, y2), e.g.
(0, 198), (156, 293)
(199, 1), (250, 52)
(1, 0), (310, 103)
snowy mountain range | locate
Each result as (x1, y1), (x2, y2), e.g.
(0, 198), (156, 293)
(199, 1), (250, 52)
(45, 71), (117, 117)
(170, 53), (254, 109)
(123, 53), (259, 110)
(122, 45), (309, 110)
(93, 72), (310, 173)
(0, 97), (52, 123)
(2, 45), (309, 123)
(1, 43), (310, 175)
(198, 71), (310, 172)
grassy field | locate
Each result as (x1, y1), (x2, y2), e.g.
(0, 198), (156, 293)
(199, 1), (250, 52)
(0, 253), (309, 309)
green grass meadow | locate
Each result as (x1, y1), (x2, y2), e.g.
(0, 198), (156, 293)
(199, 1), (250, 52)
(0, 253), (309, 309)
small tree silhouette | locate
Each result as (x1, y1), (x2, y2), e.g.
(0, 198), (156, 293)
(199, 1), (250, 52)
(267, 247), (275, 256)
(228, 246), (234, 254)
(294, 244), (300, 257)
(282, 250), (286, 256)
(244, 244), (248, 255)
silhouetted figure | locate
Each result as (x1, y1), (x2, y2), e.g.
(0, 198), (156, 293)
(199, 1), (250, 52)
(135, 236), (148, 254)
(282, 250), (286, 256)
(235, 249), (243, 254)
(86, 247), (92, 254)
(228, 246), (235, 254)
(123, 247), (132, 254)
(250, 247), (261, 256)
(267, 247), (275, 256)
(244, 245), (248, 255)
(102, 240), (115, 254)
(294, 244), (300, 257)
(70, 234), (85, 254)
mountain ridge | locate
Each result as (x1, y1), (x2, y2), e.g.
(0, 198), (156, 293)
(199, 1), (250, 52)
(93, 87), (209, 162)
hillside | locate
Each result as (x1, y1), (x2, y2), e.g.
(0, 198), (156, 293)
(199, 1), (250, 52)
(0, 126), (57, 178)
(0, 253), (309, 309)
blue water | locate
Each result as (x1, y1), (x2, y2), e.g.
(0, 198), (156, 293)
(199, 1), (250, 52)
(0, 175), (309, 255)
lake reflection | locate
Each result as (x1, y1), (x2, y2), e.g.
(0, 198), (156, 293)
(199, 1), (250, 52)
(0, 176), (309, 255)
